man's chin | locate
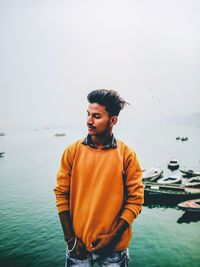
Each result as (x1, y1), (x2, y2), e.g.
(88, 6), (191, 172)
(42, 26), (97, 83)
(88, 132), (96, 136)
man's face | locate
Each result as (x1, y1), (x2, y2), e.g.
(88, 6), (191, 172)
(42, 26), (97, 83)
(87, 103), (112, 137)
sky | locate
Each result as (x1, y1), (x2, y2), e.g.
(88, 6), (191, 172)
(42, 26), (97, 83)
(0, 0), (200, 128)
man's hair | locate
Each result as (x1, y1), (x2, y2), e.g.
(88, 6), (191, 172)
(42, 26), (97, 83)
(87, 89), (129, 116)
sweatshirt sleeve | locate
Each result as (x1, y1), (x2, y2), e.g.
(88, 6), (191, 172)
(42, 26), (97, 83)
(54, 147), (73, 213)
(120, 149), (144, 225)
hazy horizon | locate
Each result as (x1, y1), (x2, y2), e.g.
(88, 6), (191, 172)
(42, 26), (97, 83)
(1, 0), (200, 128)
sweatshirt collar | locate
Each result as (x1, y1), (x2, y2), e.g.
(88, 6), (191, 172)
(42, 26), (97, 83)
(82, 134), (117, 150)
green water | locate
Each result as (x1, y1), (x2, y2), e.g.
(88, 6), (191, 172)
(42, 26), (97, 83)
(0, 125), (199, 267)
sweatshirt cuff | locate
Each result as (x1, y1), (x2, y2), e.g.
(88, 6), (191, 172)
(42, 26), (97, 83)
(57, 204), (69, 214)
(120, 209), (136, 225)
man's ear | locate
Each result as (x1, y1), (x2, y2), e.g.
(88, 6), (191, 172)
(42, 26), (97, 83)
(110, 116), (118, 127)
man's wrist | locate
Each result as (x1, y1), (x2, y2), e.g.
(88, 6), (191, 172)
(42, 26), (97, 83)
(115, 219), (129, 236)
(65, 234), (75, 243)
(66, 236), (76, 244)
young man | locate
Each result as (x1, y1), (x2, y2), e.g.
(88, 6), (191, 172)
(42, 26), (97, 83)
(54, 89), (144, 267)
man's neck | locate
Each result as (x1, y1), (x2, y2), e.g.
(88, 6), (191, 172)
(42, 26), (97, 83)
(91, 133), (113, 149)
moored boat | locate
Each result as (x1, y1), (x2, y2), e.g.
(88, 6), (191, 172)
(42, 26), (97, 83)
(183, 176), (200, 187)
(178, 199), (200, 212)
(180, 169), (200, 177)
(168, 159), (179, 170)
(142, 167), (163, 182)
(157, 173), (182, 185)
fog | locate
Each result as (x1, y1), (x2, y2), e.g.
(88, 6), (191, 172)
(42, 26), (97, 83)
(1, 0), (199, 128)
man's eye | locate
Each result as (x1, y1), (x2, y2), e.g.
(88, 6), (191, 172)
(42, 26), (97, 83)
(95, 116), (101, 119)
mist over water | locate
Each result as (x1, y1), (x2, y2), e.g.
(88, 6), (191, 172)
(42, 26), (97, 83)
(0, 124), (199, 267)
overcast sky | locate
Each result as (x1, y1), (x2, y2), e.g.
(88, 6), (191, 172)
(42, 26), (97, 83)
(0, 0), (200, 127)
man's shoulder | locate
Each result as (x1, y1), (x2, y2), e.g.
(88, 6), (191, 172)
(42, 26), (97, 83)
(65, 139), (84, 152)
(116, 139), (135, 153)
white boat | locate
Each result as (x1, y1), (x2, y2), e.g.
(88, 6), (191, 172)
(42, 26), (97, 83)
(183, 176), (200, 187)
(157, 173), (182, 185)
(180, 169), (200, 177)
(178, 199), (200, 212)
(168, 159), (179, 170)
(142, 167), (163, 182)
(54, 133), (66, 137)
(183, 176), (200, 194)
(184, 187), (200, 194)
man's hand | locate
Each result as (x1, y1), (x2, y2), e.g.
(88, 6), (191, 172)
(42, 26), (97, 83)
(68, 238), (90, 260)
(91, 232), (116, 251)
(91, 219), (129, 255)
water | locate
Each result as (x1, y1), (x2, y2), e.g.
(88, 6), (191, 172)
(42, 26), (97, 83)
(0, 124), (200, 267)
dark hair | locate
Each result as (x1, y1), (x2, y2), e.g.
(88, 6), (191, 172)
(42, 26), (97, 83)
(87, 89), (129, 116)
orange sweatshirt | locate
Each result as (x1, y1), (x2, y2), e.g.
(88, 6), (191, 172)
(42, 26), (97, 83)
(54, 139), (144, 251)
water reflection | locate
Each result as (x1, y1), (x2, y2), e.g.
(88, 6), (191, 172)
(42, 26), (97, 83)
(144, 195), (200, 223)
(177, 211), (200, 224)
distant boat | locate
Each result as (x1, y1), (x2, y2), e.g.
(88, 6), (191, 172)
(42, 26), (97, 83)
(142, 167), (163, 182)
(176, 137), (181, 140)
(168, 159), (179, 170)
(54, 133), (66, 137)
(0, 152), (5, 157)
(157, 173), (182, 185)
(178, 199), (200, 212)
(180, 169), (200, 177)
(0, 133), (5, 136)
(181, 137), (188, 141)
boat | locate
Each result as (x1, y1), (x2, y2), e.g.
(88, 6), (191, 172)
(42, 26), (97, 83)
(181, 137), (188, 141)
(0, 132), (5, 136)
(178, 199), (200, 212)
(180, 169), (200, 177)
(168, 159), (179, 170)
(176, 137), (181, 140)
(54, 133), (66, 137)
(0, 152), (5, 157)
(183, 176), (200, 187)
(157, 173), (182, 185)
(142, 167), (163, 182)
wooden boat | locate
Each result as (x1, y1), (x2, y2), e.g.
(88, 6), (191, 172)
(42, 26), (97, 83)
(183, 176), (200, 187)
(180, 169), (200, 177)
(168, 159), (179, 170)
(157, 173), (182, 185)
(178, 199), (200, 212)
(144, 181), (200, 205)
(144, 182), (200, 195)
(142, 167), (163, 182)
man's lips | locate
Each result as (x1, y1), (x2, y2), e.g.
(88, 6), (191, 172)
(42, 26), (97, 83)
(87, 125), (96, 130)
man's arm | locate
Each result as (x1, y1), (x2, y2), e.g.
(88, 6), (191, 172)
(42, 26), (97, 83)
(59, 210), (89, 259)
(59, 210), (75, 242)
(120, 150), (144, 225)
(54, 148), (89, 259)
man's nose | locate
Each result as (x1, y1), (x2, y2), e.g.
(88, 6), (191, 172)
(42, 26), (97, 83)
(87, 115), (93, 124)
